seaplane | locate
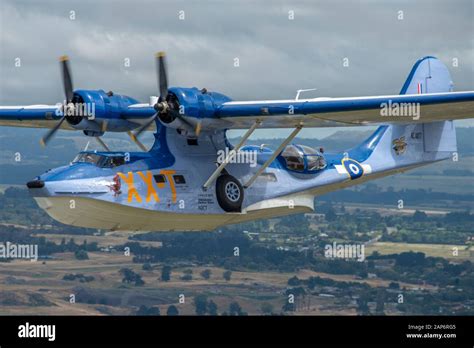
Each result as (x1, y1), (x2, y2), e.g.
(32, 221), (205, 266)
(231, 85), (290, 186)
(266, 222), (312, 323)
(0, 54), (473, 231)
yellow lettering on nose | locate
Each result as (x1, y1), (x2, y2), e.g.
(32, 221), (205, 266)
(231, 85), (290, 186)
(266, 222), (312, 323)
(137, 171), (159, 202)
(117, 172), (142, 203)
(160, 169), (177, 203)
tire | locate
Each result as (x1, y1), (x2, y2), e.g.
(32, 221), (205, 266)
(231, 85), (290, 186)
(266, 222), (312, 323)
(216, 175), (244, 212)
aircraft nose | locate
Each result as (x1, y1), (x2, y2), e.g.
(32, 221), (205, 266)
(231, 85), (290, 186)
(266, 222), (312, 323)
(26, 180), (45, 189)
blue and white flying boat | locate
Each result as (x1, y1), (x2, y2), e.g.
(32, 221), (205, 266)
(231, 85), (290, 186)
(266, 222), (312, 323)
(1, 54), (473, 231)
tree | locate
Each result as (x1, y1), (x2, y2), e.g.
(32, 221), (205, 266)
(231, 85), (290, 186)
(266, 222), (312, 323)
(75, 249), (89, 260)
(413, 210), (428, 222)
(208, 300), (218, 316)
(260, 302), (274, 315)
(356, 294), (370, 315)
(167, 305), (179, 316)
(229, 301), (244, 316)
(181, 274), (192, 281)
(68, 238), (77, 251)
(395, 252), (426, 267)
(288, 276), (300, 286)
(201, 269), (212, 280)
(389, 282), (400, 289)
(142, 262), (153, 271)
(194, 295), (208, 315)
(136, 305), (160, 316)
(161, 265), (171, 281)
(223, 270), (232, 281)
(325, 208), (337, 222)
(181, 269), (193, 281)
(134, 277), (145, 286)
(119, 268), (145, 286)
(375, 290), (385, 315)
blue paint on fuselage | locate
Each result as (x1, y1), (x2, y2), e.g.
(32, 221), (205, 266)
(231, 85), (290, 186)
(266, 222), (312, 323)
(39, 123), (175, 181)
(38, 119), (387, 184)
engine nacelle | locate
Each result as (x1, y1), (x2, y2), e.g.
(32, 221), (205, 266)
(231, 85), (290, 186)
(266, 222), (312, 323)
(65, 89), (142, 133)
(169, 87), (232, 118)
(157, 87), (232, 134)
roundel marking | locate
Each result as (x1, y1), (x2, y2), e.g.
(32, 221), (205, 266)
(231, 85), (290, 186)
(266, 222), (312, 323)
(342, 158), (364, 180)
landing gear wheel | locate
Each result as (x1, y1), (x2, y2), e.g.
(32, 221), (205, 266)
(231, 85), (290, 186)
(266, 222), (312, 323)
(216, 175), (244, 212)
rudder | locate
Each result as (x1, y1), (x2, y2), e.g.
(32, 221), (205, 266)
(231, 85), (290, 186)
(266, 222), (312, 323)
(400, 56), (454, 95)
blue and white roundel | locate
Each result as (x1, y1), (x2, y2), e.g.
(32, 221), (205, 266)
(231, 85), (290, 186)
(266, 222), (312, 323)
(342, 158), (364, 180)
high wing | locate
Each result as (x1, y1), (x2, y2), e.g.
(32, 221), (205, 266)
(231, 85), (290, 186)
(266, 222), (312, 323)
(0, 54), (157, 139)
(1, 56), (472, 134)
(213, 56), (473, 129)
(214, 91), (474, 129)
(0, 102), (156, 130)
(0, 105), (75, 129)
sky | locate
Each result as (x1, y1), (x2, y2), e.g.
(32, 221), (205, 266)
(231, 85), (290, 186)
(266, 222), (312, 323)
(0, 0), (473, 138)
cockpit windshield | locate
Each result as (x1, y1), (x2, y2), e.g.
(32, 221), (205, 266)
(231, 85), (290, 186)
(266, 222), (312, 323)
(72, 153), (125, 168)
(73, 153), (102, 165)
(280, 144), (326, 173)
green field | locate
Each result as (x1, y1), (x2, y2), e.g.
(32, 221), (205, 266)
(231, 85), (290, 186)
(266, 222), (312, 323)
(366, 242), (473, 260)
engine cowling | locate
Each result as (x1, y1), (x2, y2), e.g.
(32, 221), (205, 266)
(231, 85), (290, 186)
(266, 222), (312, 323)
(64, 89), (142, 133)
(157, 87), (232, 134)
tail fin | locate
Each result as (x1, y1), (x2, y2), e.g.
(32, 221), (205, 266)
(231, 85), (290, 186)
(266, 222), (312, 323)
(356, 120), (457, 176)
(400, 56), (454, 95)
(331, 57), (459, 184)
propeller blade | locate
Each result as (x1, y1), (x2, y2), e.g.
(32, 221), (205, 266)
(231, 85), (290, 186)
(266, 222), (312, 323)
(127, 131), (148, 152)
(174, 111), (193, 128)
(174, 110), (201, 136)
(40, 115), (67, 147)
(59, 55), (74, 103)
(156, 52), (168, 100)
(41, 56), (73, 147)
(133, 114), (157, 139)
(101, 120), (108, 132)
(195, 121), (202, 136)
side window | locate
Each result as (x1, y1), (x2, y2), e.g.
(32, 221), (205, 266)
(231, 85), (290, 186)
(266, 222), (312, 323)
(259, 173), (277, 182)
(281, 145), (304, 172)
(154, 174), (166, 183)
(306, 155), (327, 171)
(173, 175), (186, 184)
(112, 157), (125, 167)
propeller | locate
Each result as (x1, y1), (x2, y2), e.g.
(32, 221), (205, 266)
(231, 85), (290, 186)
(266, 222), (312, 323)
(129, 52), (201, 149)
(40, 56), (75, 147)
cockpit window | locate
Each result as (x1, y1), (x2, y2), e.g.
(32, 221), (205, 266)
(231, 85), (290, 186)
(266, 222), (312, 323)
(306, 155), (326, 171)
(73, 153), (102, 165)
(281, 145), (305, 172)
(72, 153), (125, 168)
(100, 156), (126, 168)
(280, 144), (327, 172)
(299, 145), (319, 155)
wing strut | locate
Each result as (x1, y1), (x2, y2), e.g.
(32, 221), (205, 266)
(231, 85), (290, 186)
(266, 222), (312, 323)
(243, 124), (303, 189)
(127, 131), (148, 151)
(202, 120), (262, 189)
(95, 136), (110, 152)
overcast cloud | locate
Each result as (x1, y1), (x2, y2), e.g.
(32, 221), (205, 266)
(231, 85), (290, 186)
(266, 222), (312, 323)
(0, 0), (473, 137)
